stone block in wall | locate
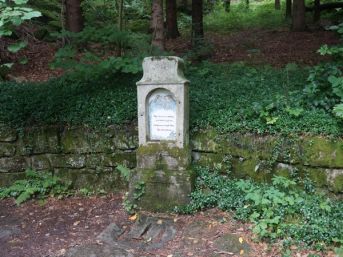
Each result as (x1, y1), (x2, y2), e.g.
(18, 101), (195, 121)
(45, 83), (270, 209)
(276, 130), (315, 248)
(31, 155), (51, 171)
(61, 127), (116, 154)
(191, 130), (219, 152)
(86, 152), (136, 169)
(0, 143), (16, 157)
(192, 151), (232, 172)
(18, 127), (60, 155)
(192, 132), (303, 164)
(0, 157), (28, 173)
(54, 168), (126, 191)
(0, 172), (26, 187)
(301, 136), (343, 168)
(326, 169), (343, 193)
(0, 124), (17, 142)
(305, 167), (328, 188)
(49, 154), (86, 169)
(107, 126), (138, 151)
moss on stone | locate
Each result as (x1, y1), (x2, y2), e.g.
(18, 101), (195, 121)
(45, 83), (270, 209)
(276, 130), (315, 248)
(55, 168), (127, 191)
(329, 173), (343, 193)
(302, 136), (343, 168)
(305, 168), (328, 188)
(129, 168), (194, 212)
(0, 143), (16, 157)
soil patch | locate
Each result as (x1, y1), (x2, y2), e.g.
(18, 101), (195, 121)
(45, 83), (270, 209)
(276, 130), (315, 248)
(5, 28), (340, 82)
(0, 196), (336, 257)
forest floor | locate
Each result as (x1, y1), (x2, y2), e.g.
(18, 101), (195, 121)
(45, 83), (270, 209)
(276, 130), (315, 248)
(0, 195), (337, 257)
(8, 28), (339, 82)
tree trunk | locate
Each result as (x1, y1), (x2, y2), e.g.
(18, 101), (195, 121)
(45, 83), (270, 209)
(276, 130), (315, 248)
(224, 0), (231, 12)
(118, 0), (124, 31)
(275, 0), (281, 10)
(166, 0), (180, 39)
(292, 0), (306, 31)
(286, 0), (292, 18)
(65, 0), (84, 33)
(151, 0), (165, 51)
(313, 0), (320, 22)
(192, 0), (204, 47)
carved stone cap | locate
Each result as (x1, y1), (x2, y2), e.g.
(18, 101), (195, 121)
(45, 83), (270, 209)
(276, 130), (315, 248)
(137, 56), (189, 85)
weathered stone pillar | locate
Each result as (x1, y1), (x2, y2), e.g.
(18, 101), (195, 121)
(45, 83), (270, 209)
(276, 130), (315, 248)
(129, 56), (193, 212)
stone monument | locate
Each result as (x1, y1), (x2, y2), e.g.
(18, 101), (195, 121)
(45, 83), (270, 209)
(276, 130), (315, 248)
(129, 56), (193, 212)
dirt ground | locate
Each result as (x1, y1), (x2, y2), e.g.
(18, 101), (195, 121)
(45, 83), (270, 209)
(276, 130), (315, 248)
(0, 195), (337, 257)
(7, 28), (339, 82)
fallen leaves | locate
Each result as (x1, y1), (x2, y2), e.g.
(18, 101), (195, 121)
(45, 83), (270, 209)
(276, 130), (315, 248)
(239, 237), (244, 244)
(129, 214), (137, 221)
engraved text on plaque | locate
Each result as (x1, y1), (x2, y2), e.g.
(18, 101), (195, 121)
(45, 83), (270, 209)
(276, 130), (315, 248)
(148, 89), (176, 141)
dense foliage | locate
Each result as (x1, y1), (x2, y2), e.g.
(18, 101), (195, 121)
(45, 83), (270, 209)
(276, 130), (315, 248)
(303, 23), (343, 119)
(0, 63), (342, 135)
(0, 169), (71, 205)
(176, 166), (343, 250)
(0, 0), (41, 72)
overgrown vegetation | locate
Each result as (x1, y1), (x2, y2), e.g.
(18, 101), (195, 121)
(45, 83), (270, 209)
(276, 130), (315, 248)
(0, 62), (342, 135)
(204, 1), (287, 32)
(303, 22), (343, 119)
(176, 166), (343, 251)
(0, 169), (71, 205)
(0, 0), (41, 77)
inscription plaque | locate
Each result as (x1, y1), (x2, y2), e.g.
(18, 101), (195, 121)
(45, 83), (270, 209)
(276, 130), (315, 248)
(148, 89), (176, 141)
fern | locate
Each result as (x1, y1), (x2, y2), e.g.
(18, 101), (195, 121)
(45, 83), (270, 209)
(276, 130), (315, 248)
(0, 169), (71, 205)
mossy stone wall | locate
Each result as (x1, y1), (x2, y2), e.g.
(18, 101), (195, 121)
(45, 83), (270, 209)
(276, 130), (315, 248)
(192, 130), (343, 193)
(0, 124), (137, 191)
(1, 125), (342, 193)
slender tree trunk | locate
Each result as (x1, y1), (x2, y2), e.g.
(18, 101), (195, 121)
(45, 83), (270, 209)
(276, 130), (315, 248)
(313, 0), (320, 22)
(275, 0), (281, 10)
(246, 0), (249, 9)
(292, 0), (306, 31)
(166, 0), (180, 39)
(117, 0), (124, 56)
(286, 0), (292, 18)
(118, 0), (124, 31)
(151, 0), (165, 51)
(65, 0), (84, 33)
(224, 0), (231, 12)
(192, 0), (204, 47)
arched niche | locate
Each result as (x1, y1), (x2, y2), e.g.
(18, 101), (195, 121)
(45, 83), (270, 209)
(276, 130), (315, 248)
(147, 88), (177, 141)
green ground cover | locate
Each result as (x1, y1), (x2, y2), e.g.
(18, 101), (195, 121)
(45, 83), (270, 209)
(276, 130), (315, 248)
(177, 166), (343, 252)
(204, 1), (288, 32)
(0, 62), (342, 135)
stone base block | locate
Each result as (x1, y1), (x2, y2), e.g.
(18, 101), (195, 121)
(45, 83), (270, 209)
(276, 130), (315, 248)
(129, 169), (194, 212)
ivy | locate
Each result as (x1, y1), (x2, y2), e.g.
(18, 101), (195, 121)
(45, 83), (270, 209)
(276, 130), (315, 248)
(176, 167), (343, 249)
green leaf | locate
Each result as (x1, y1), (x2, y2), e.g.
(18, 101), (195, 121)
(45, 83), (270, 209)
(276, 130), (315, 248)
(1, 63), (14, 68)
(22, 10), (42, 20)
(333, 104), (343, 118)
(7, 41), (27, 53)
(266, 116), (278, 125)
(13, 0), (29, 4)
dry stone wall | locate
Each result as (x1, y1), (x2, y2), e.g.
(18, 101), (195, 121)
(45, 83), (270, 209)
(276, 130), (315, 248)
(0, 125), (137, 190)
(0, 125), (342, 193)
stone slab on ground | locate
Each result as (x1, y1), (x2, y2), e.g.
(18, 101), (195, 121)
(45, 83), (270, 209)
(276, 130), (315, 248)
(65, 214), (177, 257)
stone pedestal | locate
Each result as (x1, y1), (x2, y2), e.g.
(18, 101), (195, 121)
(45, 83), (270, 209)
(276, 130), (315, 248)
(129, 56), (193, 212)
